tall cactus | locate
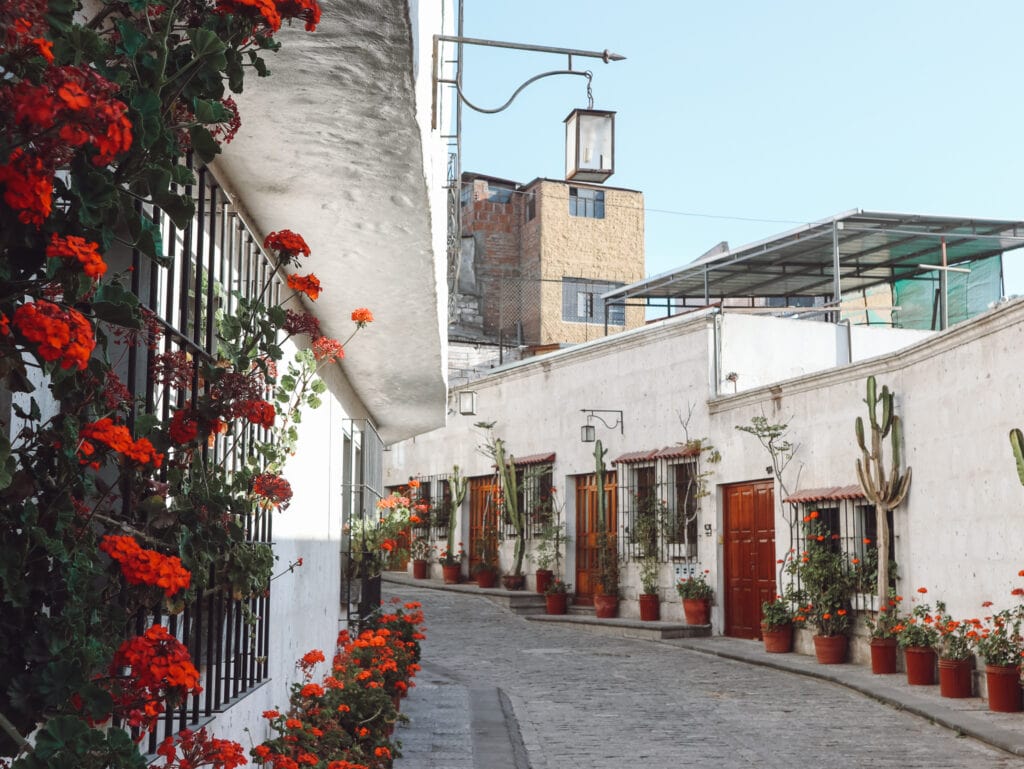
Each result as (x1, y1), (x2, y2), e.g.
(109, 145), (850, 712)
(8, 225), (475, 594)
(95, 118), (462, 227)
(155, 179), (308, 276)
(447, 464), (468, 560)
(1010, 429), (1024, 487)
(854, 375), (912, 603)
(492, 438), (526, 577)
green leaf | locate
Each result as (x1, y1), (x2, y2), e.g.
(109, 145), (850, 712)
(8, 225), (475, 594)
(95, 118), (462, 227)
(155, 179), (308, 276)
(144, 165), (172, 198)
(193, 98), (232, 124)
(248, 50), (270, 77)
(115, 19), (146, 57)
(33, 715), (90, 759)
(169, 164), (197, 187)
(134, 412), (160, 437)
(188, 27), (227, 59)
(154, 192), (195, 229)
(220, 316), (242, 341)
(130, 88), (163, 149)
(311, 379), (327, 394)
(189, 125), (221, 164)
(226, 48), (245, 93)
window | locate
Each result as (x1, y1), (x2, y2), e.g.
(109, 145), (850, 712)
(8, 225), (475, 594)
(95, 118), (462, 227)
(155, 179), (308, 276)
(569, 187), (604, 218)
(668, 461), (699, 557)
(561, 278), (626, 325)
(525, 192), (536, 221)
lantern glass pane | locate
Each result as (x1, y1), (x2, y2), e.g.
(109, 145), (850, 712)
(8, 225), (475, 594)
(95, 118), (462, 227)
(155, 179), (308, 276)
(578, 113), (612, 172)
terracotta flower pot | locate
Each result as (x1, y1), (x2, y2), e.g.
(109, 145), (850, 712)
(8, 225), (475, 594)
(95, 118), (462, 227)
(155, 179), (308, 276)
(535, 569), (554, 594)
(682, 598), (710, 625)
(412, 559), (428, 579)
(639, 593), (660, 622)
(761, 622), (793, 654)
(441, 563), (461, 584)
(545, 592), (568, 615)
(812, 634), (848, 664)
(476, 569), (497, 589)
(502, 574), (526, 591)
(938, 657), (974, 698)
(904, 646), (937, 685)
(985, 664), (1022, 712)
(869, 637), (898, 674)
(594, 594), (619, 618)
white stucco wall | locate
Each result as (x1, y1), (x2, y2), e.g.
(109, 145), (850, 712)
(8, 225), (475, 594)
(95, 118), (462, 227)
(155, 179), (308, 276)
(386, 298), (1024, 639)
(205, 338), (372, 744)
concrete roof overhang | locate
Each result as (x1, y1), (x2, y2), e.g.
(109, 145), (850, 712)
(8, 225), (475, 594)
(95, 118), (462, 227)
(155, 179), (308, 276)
(210, 0), (447, 444)
(604, 210), (1024, 304)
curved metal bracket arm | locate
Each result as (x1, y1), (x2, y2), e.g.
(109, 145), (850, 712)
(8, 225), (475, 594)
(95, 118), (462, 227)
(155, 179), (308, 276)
(457, 69), (591, 115)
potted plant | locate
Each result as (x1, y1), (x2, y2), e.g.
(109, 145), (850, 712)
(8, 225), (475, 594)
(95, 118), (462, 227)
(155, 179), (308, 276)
(895, 588), (939, 685)
(676, 569), (713, 625)
(973, 602), (1024, 712)
(409, 536), (435, 580)
(438, 542), (465, 585)
(473, 525), (500, 589)
(545, 579), (571, 615)
(788, 511), (854, 664)
(931, 600), (975, 698)
(638, 554), (661, 622)
(594, 531), (621, 619)
(532, 490), (567, 594)
(864, 589), (903, 674)
(760, 593), (794, 653)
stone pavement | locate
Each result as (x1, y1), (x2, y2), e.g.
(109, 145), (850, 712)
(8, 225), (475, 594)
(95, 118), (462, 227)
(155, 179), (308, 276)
(388, 578), (1024, 769)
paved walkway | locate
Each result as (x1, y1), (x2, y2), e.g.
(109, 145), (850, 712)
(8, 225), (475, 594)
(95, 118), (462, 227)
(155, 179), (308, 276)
(389, 580), (1024, 769)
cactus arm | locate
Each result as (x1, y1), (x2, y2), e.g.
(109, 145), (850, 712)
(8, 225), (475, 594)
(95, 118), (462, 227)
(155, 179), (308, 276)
(855, 416), (866, 453)
(880, 385), (893, 437)
(866, 376), (877, 428)
(1011, 429), (1024, 487)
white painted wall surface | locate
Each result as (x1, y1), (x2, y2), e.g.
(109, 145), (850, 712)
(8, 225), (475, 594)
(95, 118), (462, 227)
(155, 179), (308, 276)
(387, 299), (1024, 640)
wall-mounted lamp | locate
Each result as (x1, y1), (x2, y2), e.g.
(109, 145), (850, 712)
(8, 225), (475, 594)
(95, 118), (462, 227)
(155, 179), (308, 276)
(565, 108), (615, 183)
(458, 390), (477, 416)
(580, 409), (623, 443)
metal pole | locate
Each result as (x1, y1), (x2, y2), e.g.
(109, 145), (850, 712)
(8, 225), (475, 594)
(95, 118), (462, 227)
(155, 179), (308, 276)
(832, 222), (842, 324)
(434, 34), (625, 63)
(939, 237), (949, 330)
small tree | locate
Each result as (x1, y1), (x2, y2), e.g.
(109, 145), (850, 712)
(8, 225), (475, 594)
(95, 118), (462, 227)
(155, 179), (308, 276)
(854, 375), (911, 603)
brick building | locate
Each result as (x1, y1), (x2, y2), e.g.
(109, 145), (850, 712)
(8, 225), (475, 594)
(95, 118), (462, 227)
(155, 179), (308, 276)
(451, 173), (645, 368)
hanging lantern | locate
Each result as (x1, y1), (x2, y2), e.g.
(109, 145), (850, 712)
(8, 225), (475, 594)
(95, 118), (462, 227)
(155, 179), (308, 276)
(565, 108), (615, 183)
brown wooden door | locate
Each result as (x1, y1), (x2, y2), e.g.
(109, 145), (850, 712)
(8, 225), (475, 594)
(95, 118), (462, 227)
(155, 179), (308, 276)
(468, 477), (499, 574)
(723, 480), (776, 639)
(573, 472), (618, 605)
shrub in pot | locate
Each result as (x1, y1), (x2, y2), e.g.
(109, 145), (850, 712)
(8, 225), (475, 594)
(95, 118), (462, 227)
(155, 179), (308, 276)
(638, 554), (660, 622)
(896, 588), (939, 686)
(864, 589), (903, 674)
(545, 578), (571, 615)
(760, 594), (795, 653)
(931, 599), (975, 698)
(676, 569), (713, 625)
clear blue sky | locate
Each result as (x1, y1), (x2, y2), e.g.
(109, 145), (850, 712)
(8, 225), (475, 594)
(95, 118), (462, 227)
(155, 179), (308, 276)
(457, 1), (1024, 295)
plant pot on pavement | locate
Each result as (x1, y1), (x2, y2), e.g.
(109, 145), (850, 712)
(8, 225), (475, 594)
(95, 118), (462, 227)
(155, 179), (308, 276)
(594, 594), (619, 619)
(441, 564), (461, 584)
(682, 598), (710, 625)
(938, 658), (974, 698)
(985, 664), (1023, 712)
(812, 634), (848, 664)
(412, 559), (428, 579)
(476, 569), (498, 589)
(545, 592), (568, 615)
(502, 574), (526, 591)
(535, 569), (554, 594)
(869, 637), (898, 674)
(639, 593), (660, 622)
(904, 646), (937, 685)
(761, 623), (793, 654)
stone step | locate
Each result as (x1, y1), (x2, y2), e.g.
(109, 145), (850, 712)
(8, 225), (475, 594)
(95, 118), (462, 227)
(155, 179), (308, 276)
(526, 613), (711, 641)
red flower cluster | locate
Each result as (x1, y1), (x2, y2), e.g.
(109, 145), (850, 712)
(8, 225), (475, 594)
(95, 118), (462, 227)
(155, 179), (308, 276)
(236, 399), (276, 428)
(150, 350), (196, 391)
(287, 273), (321, 301)
(253, 473), (293, 507)
(1, 65), (132, 225)
(169, 409), (200, 444)
(217, 0), (282, 31)
(100, 535), (191, 597)
(79, 417), (163, 468)
(311, 336), (344, 363)
(350, 308), (373, 326)
(276, 0), (322, 31)
(109, 625), (202, 732)
(3, 0), (53, 62)
(157, 727), (247, 769)
(11, 300), (95, 370)
(265, 229), (311, 259)
(284, 310), (321, 337)
(46, 233), (108, 278)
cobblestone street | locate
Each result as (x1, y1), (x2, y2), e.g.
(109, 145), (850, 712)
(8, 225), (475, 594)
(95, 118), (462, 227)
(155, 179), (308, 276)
(390, 584), (1024, 769)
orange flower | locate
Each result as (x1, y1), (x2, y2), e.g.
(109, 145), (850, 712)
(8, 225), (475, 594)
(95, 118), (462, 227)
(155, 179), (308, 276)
(917, 587), (928, 594)
(409, 515), (422, 524)
(287, 273), (321, 301)
(46, 233), (107, 277)
(99, 535), (190, 597)
(351, 307), (374, 325)
(12, 300), (95, 370)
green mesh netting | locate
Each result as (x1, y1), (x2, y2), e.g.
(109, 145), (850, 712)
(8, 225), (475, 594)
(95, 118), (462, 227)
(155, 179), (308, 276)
(893, 254), (1002, 329)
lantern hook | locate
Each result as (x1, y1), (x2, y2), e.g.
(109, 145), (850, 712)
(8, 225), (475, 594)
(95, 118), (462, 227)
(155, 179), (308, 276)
(455, 69), (593, 115)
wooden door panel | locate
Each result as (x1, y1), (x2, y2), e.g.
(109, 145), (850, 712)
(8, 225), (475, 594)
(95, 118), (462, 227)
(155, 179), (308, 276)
(574, 473), (617, 605)
(723, 480), (775, 639)
(469, 478), (498, 574)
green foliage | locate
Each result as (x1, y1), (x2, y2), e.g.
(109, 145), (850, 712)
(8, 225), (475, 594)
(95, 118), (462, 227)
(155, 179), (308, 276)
(675, 569), (714, 600)
(638, 554), (659, 595)
(1010, 428), (1024, 487)
(787, 514), (855, 637)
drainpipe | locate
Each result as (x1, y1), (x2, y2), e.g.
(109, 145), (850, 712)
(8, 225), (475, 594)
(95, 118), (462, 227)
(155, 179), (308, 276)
(709, 307), (722, 396)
